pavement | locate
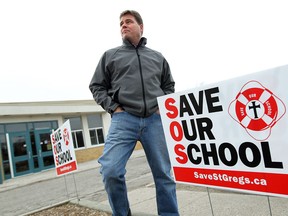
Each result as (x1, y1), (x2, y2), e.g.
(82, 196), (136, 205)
(1, 149), (288, 216)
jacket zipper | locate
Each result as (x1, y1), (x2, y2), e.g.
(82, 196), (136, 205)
(136, 48), (147, 117)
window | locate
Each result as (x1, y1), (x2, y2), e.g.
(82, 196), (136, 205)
(0, 125), (4, 133)
(87, 114), (104, 145)
(71, 130), (85, 148)
(0, 134), (8, 160)
(6, 123), (26, 133)
(34, 122), (51, 130)
(87, 114), (103, 128)
(64, 117), (85, 149)
(89, 128), (104, 145)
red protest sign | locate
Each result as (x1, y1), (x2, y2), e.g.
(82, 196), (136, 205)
(158, 65), (288, 197)
(50, 120), (78, 176)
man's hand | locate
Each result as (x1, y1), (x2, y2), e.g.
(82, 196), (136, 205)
(114, 107), (124, 113)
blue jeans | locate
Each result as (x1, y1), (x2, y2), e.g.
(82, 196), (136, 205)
(98, 112), (179, 216)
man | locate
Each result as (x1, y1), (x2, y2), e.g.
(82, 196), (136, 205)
(89, 10), (179, 216)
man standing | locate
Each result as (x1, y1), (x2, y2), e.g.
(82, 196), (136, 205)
(89, 10), (179, 216)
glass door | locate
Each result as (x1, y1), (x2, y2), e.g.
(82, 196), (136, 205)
(34, 129), (55, 170)
(9, 132), (33, 177)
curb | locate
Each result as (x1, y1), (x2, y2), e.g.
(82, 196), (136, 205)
(72, 198), (157, 216)
(20, 200), (69, 216)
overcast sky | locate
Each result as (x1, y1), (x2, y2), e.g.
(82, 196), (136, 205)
(1, 0), (287, 103)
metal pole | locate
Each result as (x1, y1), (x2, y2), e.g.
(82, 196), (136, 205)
(207, 187), (215, 216)
(267, 196), (273, 216)
(72, 173), (80, 203)
(63, 175), (70, 200)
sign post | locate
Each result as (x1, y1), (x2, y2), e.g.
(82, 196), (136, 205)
(157, 65), (288, 198)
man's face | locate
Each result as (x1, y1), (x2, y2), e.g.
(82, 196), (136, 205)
(120, 14), (143, 45)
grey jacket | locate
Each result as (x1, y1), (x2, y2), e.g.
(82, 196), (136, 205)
(89, 37), (175, 117)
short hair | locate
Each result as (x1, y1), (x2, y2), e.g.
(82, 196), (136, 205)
(120, 10), (143, 25)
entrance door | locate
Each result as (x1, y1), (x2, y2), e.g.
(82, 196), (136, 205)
(9, 132), (33, 177)
(34, 129), (55, 170)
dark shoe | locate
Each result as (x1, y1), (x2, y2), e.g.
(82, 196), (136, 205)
(127, 208), (132, 216)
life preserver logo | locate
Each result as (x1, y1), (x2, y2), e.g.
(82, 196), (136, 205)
(63, 128), (70, 146)
(228, 80), (286, 140)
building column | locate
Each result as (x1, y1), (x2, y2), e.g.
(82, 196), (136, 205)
(102, 112), (111, 138)
(81, 114), (92, 148)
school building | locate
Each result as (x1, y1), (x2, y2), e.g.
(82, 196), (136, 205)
(0, 100), (112, 183)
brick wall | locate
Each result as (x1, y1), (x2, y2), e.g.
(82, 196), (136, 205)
(75, 141), (143, 163)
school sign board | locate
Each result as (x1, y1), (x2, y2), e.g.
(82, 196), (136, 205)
(50, 120), (78, 176)
(157, 65), (288, 198)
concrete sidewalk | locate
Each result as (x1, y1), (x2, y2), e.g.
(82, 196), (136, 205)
(76, 182), (288, 216)
(78, 188), (288, 216)
(1, 149), (288, 216)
